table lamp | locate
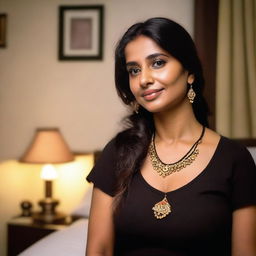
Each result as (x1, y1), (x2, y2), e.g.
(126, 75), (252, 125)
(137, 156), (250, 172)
(20, 128), (74, 224)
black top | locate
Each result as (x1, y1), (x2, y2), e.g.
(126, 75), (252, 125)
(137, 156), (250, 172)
(87, 136), (256, 256)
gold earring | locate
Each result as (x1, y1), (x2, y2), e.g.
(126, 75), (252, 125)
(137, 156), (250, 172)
(131, 101), (139, 114)
(187, 84), (196, 103)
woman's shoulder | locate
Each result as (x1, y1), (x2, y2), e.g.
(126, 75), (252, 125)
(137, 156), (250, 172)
(86, 137), (118, 196)
(220, 135), (251, 155)
(205, 128), (254, 161)
(95, 137), (118, 163)
(99, 136), (120, 153)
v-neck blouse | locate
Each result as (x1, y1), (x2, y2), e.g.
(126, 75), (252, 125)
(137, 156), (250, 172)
(138, 135), (222, 196)
(87, 136), (256, 256)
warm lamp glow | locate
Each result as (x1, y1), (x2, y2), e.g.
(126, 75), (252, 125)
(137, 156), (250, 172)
(41, 164), (58, 181)
(20, 127), (74, 224)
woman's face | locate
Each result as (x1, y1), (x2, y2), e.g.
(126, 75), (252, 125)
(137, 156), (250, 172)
(125, 35), (194, 113)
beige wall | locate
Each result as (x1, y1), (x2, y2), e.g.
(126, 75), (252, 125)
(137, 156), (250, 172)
(0, 0), (194, 255)
(0, 0), (194, 161)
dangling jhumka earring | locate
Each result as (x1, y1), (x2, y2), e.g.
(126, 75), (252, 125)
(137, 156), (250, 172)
(187, 83), (196, 103)
(131, 101), (139, 114)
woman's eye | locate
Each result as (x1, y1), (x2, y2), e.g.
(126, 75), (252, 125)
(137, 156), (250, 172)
(128, 68), (140, 76)
(152, 59), (166, 68)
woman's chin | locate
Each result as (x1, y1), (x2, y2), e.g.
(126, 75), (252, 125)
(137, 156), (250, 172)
(142, 105), (166, 114)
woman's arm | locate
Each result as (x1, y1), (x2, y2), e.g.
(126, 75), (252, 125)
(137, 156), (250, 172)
(232, 206), (256, 256)
(86, 187), (115, 256)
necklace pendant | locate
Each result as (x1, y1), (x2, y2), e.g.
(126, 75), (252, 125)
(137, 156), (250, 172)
(152, 195), (171, 219)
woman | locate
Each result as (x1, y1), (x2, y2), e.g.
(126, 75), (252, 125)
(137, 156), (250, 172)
(86, 18), (256, 256)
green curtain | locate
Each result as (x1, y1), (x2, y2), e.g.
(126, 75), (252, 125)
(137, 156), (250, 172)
(216, 0), (256, 138)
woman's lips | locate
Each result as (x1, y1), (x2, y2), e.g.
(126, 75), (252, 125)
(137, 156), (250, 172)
(142, 88), (164, 101)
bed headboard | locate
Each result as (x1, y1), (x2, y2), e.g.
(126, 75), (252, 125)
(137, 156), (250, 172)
(235, 138), (256, 147)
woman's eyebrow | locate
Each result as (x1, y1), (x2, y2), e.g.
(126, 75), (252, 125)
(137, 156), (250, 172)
(126, 61), (138, 67)
(126, 53), (169, 67)
(146, 53), (169, 60)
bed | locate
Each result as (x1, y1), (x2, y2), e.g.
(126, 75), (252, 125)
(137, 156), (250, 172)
(19, 219), (88, 256)
(18, 185), (93, 256)
(18, 146), (256, 256)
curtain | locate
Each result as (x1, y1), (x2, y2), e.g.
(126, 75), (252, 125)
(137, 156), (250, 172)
(216, 0), (256, 138)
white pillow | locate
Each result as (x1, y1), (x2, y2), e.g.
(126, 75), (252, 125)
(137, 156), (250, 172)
(248, 147), (256, 164)
(71, 185), (93, 218)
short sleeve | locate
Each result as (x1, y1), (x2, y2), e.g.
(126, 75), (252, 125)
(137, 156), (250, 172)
(86, 139), (117, 197)
(231, 146), (256, 210)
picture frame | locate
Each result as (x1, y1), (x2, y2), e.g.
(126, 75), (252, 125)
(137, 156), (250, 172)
(0, 14), (7, 48)
(58, 5), (104, 60)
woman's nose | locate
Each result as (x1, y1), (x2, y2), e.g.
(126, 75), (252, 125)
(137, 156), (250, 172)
(140, 68), (154, 88)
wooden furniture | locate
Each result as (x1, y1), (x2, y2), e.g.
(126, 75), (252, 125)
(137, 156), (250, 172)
(7, 216), (73, 256)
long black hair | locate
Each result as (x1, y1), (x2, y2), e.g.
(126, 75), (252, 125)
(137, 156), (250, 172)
(113, 17), (209, 208)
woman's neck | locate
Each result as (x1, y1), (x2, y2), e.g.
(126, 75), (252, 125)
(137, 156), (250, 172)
(153, 103), (201, 143)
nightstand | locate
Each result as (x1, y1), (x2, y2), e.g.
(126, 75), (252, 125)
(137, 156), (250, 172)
(7, 216), (73, 256)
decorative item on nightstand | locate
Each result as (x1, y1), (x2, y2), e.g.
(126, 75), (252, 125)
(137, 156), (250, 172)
(20, 200), (33, 217)
(20, 128), (74, 224)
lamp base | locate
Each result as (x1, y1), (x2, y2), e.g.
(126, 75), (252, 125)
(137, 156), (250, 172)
(32, 198), (67, 224)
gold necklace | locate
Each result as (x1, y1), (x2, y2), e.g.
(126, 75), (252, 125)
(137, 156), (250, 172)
(150, 126), (205, 219)
(149, 126), (205, 178)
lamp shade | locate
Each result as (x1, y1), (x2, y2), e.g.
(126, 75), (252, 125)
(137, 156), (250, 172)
(20, 128), (74, 164)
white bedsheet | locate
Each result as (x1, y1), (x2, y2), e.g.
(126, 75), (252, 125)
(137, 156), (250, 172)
(19, 219), (88, 256)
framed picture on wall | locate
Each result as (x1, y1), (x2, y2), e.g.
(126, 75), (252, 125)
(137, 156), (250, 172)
(0, 14), (7, 47)
(58, 5), (104, 60)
